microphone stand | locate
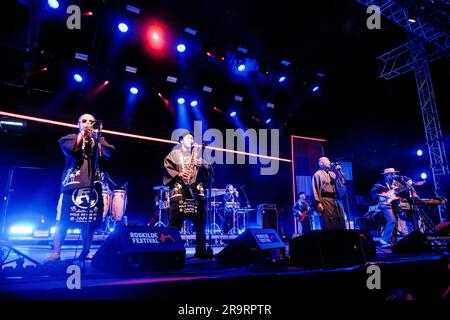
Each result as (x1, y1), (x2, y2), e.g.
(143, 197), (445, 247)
(79, 125), (102, 266)
(203, 147), (215, 257)
(334, 165), (352, 229)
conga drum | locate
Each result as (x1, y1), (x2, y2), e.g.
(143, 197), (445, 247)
(111, 190), (127, 221)
(102, 190), (112, 221)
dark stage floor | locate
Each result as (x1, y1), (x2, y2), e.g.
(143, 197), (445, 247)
(1, 241), (449, 304)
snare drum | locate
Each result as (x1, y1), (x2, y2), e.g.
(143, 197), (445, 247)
(102, 190), (112, 221)
(111, 190), (127, 221)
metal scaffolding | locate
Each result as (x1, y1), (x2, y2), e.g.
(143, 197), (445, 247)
(355, 0), (450, 220)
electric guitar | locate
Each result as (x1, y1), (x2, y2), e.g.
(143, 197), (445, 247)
(293, 203), (312, 222)
(377, 180), (425, 205)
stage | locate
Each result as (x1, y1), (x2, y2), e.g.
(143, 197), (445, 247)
(1, 241), (449, 303)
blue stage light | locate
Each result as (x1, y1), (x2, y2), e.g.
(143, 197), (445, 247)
(265, 118), (272, 124)
(118, 23), (128, 33)
(420, 172), (427, 179)
(417, 149), (423, 156)
(278, 76), (286, 83)
(177, 97), (185, 104)
(177, 43), (186, 53)
(190, 100), (198, 107)
(10, 225), (33, 235)
(312, 86), (319, 92)
(47, 0), (59, 9)
(129, 87), (138, 95)
(230, 111), (237, 117)
(237, 64), (246, 72)
(73, 73), (83, 82)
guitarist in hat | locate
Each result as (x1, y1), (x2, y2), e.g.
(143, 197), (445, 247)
(370, 168), (418, 247)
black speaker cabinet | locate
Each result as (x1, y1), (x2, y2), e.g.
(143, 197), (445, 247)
(391, 230), (432, 254)
(216, 228), (284, 264)
(289, 230), (371, 269)
(92, 226), (186, 273)
(247, 204), (278, 231)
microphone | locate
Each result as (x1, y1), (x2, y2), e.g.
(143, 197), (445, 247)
(91, 120), (103, 130)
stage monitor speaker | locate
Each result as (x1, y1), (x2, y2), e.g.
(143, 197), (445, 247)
(391, 230), (432, 254)
(92, 225), (185, 273)
(289, 229), (373, 269)
(216, 228), (284, 264)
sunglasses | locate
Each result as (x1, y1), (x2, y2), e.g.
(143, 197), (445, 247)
(80, 119), (95, 124)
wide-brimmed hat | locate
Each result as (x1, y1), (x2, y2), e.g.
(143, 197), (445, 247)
(381, 168), (398, 174)
(178, 130), (194, 142)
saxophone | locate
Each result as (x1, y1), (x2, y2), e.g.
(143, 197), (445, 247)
(185, 145), (201, 186)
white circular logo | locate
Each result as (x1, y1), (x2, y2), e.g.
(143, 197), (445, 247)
(72, 188), (99, 209)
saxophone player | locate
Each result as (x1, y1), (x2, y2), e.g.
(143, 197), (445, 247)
(163, 130), (211, 258)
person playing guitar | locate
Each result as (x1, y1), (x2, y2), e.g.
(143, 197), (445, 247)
(370, 168), (419, 248)
(293, 192), (313, 234)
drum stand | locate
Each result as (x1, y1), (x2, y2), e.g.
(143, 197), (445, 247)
(228, 207), (239, 235)
(209, 202), (222, 234)
(154, 189), (166, 227)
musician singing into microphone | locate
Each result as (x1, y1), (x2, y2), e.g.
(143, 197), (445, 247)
(312, 157), (346, 230)
(163, 130), (211, 258)
(48, 114), (115, 262)
(370, 168), (418, 248)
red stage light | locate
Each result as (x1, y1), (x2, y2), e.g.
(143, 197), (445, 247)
(103, 80), (109, 85)
(42, 67), (48, 71)
(144, 20), (171, 58)
(84, 11), (94, 16)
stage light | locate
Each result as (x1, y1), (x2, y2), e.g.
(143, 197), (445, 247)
(125, 66), (138, 73)
(278, 76), (286, 83)
(177, 97), (185, 104)
(152, 32), (160, 40)
(47, 0), (59, 9)
(202, 85), (213, 93)
(85, 11), (94, 16)
(408, 18), (416, 23)
(266, 102), (275, 109)
(417, 149), (423, 156)
(129, 87), (138, 95)
(230, 111), (237, 117)
(237, 64), (246, 72)
(166, 76), (177, 83)
(73, 73), (83, 82)
(10, 225), (33, 235)
(75, 52), (88, 61)
(118, 23), (129, 33)
(0, 119), (25, 127)
(420, 172), (427, 179)
(312, 86), (319, 92)
(126, 4), (141, 15)
(184, 27), (197, 35)
(190, 100), (198, 107)
(281, 60), (291, 66)
(265, 118), (272, 124)
(103, 80), (109, 85)
(177, 43), (186, 53)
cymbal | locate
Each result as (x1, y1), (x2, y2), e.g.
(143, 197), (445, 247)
(153, 185), (169, 191)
